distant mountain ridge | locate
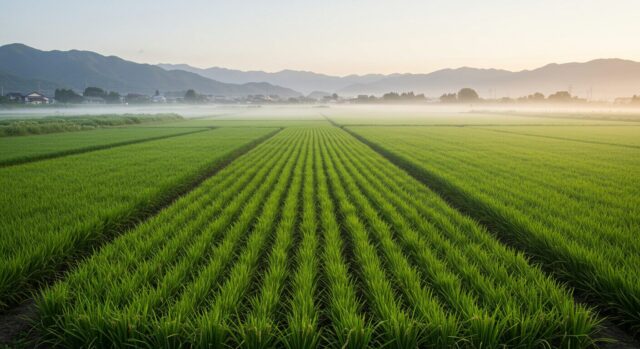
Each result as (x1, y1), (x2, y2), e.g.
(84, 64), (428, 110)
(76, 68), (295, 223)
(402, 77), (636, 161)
(1, 43), (637, 100)
(0, 44), (300, 97)
(161, 59), (640, 100)
(158, 63), (388, 95)
(338, 59), (640, 100)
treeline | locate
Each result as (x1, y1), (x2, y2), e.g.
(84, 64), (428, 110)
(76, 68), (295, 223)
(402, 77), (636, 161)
(0, 114), (183, 137)
(439, 88), (589, 104)
(352, 92), (427, 103)
(55, 87), (122, 104)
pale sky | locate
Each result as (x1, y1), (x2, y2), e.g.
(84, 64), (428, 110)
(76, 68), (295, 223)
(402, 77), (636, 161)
(1, 0), (639, 76)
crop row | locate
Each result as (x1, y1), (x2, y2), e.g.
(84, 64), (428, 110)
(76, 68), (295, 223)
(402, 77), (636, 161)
(0, 113), (183, 137)
(0, 126), (210, 166)
(348, 125), (640, 334)
(0, 127), (278, 309)
(38, 126), (597, 348)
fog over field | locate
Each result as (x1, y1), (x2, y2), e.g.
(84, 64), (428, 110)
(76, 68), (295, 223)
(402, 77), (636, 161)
(3, 104), (640, 122)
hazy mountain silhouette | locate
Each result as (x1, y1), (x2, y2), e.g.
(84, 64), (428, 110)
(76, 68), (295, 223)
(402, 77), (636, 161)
(0, 44), (300, 97)
(2, 43), (637, 100)
(158, 63), (387, 95)
(161, 60), (640, 100)
(338, 60), (640, 99)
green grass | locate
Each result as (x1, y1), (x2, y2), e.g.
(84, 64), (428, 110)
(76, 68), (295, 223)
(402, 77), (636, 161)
(0, 113), (184, 136)
(0, 126), (210, 166)
(37, 126), (597, 348)
(323, 107), (640, 126)
(475, 125), (640, 148)
(348, 125), (640, 335)
(0, 127), (278, 309)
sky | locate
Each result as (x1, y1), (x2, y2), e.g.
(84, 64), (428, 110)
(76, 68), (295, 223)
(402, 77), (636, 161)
(1, 0), (639, 76)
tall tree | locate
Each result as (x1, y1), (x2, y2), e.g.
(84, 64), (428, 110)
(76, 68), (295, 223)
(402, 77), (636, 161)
(457, 88), (479, 103)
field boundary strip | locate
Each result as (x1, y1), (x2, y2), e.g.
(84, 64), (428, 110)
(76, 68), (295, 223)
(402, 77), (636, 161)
(0, 127), (282, 325)
(339, 124), (640, 344)
(0, 128), (214, 167)
(469, 111), (640, 123)
(468, 126), (640, 150)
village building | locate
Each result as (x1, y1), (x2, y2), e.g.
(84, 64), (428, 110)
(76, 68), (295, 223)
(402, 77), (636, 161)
(23, 91), (50, 104)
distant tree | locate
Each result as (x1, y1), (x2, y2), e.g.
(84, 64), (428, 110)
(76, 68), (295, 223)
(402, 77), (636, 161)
(529, 92), (545, 101)
(547, 91), (572, 102)
(104, 91), (121, 104)
(439, 93), (457, 103)
(125, 93), (151, 104)
(457, 88), (480, 103)
(83, 87), (106, 98)
(380, 91), (426, 103)
(382, 92), (400, 100)
(54, 89), (84, 103)
(354, 95), (377, 103)
(155, 89), (160, 96)
(631, 95), (640, 104)
(184, 89), (198, 102)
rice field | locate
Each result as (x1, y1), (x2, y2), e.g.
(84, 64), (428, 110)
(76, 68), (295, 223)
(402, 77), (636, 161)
(1, 109), (638, 348)
(347, 125), (640, 336)
(0, 126), (209, 166)
(0, 127), (277, 309)
(28, 126), (598, 348)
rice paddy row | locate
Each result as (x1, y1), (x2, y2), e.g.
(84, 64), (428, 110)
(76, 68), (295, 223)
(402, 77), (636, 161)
(0, 126), (211, 166)
(38, 126), (597, 348)
(0, 127), (278, 309)
(347, 125), (640, 335)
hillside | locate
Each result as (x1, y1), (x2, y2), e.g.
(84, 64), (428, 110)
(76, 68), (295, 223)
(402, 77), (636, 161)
(0, 44), (300, 97)
(158, 63), (386, 95)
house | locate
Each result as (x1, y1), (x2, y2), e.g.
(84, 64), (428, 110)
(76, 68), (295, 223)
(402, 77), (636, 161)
(24, 91), (50, 104)
(151, 95), (166, 103)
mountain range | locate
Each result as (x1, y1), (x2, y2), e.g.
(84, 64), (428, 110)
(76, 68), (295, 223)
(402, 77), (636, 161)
(160, 60), (640, 100)
(157, 63), (388, 96)
(1, 43), (639, 100)
(0, 44), (300, 97)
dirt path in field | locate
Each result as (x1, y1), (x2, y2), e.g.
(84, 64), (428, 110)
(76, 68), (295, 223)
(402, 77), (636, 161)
(0, 128), (282, 348)
(0, 300), (41, 348)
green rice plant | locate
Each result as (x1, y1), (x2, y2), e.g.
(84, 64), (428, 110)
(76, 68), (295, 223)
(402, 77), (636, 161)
(0, 113), (183, 137)
(235, 131), (311, 349)
(1, 127), (278, 309)
(0, 126), (209, 166)
(314, 130), (373, 349)
(336, 128), (596, 345)
(319, 130), (422, 349)
(348, 125), (639, 335)
(34, 125), (602, 348)
(192, 131), (307, 348)
(283, 130), (321, 349)
(38, 130), (295, 347)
